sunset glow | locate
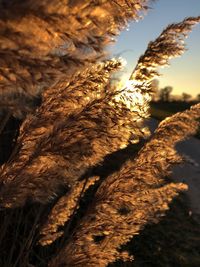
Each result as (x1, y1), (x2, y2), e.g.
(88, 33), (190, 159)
(112, 0), (200, 97)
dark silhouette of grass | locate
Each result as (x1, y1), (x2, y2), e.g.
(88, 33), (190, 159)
(0, 114), (21, 165)
(109, 193), (200, 267)
(150, 101), (197, 121)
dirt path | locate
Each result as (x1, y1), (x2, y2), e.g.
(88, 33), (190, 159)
(147, 119), (200, 219)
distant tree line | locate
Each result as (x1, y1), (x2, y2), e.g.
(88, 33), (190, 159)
(151, 79), (200, 102)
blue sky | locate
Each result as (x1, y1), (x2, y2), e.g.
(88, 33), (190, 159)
(110, 0), (200, 97)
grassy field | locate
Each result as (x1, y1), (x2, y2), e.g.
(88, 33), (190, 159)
(150, 101), (196, 121)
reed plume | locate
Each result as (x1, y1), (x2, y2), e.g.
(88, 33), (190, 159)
(0, 3), (199, 266)
(0, 59), (150, 208)
(116, 16), (200, 127)
(0, 0), (150, 117)
(0, 14), (199, 210)
(49, 103), (200, 267)
(39, 176), (99, 246)
(130, 16), (200, 82)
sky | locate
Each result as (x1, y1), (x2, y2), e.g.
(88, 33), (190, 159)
(110, 0), (200, 97)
